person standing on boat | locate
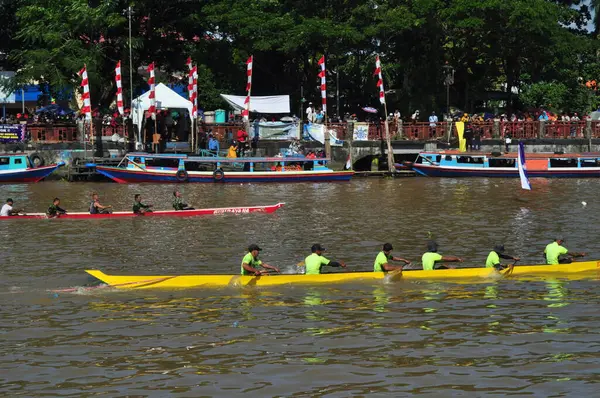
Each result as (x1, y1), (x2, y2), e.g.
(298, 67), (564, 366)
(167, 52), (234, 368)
(47, 198), (67, 218)
(421, 241), (463, 270)
(90, 193), (112, 214)
(544, 238), (586, 265)
(241, 244), (280, 276)
(132, 194), (153, 214)
(208, 134), (220, 156)
(304, 244), (347, 275)
(374, 243), (411, 273)
(486, 245), (520, 271)
(172, 190), (194, 211)
(227, 141), (238, 158)
(0, 198), (19, 216)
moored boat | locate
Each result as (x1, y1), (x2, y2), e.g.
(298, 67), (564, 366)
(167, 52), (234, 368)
(85, 261), (600, 289)
(412, 150), (600, 177)
(0, 202), (284, 219)
(93, 153), (353, 183)
(0, 153), (64, 182)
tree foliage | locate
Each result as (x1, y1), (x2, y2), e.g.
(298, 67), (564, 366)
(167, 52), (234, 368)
(6, 0), (600, 115)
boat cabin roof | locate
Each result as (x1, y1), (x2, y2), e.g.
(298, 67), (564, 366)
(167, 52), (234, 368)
(126, 153), (330, 163)
(421, 150), (600, 159)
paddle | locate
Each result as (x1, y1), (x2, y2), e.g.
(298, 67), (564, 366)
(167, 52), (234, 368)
(501, 259), (519, 277)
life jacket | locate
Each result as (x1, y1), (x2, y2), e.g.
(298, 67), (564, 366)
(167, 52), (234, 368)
(89, 201), (98, 214)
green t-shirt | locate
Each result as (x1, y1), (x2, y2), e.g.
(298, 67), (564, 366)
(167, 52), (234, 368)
(486, 251), (500, 268)
(133, 202), (149, 213)
(47, 204), (59, 216)
(305, 253), (330, 275)
(241, 252), (262, 275)
(422, 252), (443, 271)
(545, 242), (568, 265)
(374, 251), (391, 272)
(172, 197), (184, 210)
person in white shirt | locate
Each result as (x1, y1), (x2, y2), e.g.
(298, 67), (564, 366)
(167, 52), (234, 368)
(305, 102), (314, 123)
(428, 111), (438, 137)
(0, 198), (17, 216)
(411, 110), (420, 122)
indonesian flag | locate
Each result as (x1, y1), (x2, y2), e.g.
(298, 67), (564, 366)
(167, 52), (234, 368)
(318, 56), (327, 114)
(77, 65), (92, 120)
(186, 57), (198, 119)
(147, 62), (156, 119)
(374, 55), (385, 104)
(115, 61), (124, 115)
(241, 55), (253, 120)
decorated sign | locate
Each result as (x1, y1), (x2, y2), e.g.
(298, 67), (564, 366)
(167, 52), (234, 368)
(0, 124), (26, 143)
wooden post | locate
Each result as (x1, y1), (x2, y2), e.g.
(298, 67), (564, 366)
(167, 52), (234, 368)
(382, 102), (394, 172)
(324, 113), (331, 159)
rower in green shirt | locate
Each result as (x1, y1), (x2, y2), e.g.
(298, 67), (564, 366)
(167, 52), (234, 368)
(47, 197), (67, 218)
(544, 237), (586, 265)
(304, 244), (346, 275)
(373, 243), (411, 273)
(421, 240), (463, 270)
(132, 194), (153, 214)
(485, 244), (520, 271)
(172, 190), (194, 211)
(241, 244), (280, 276)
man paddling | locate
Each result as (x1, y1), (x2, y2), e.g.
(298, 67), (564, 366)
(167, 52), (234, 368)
(47, 198), (67, 218)
(486, 244), (520, 271)
(133, 194), (153, 214)
(241, 244), (280, 276)
(90, 193), (112, 214)
(374, 243), (411, 273)
(304, 244), (347, 275)
(422, 240), (463, 270)
(0, 198), (19, 216)
(544, 237), (586, 265)
(172, 190), (194, 211)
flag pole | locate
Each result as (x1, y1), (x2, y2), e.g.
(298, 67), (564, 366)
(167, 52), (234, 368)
(375, 55), (394, 173)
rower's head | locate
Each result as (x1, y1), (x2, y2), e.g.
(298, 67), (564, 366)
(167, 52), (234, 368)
(173, 190), (181, 197)
(427, 240), (438, 253)
(382, 243), (393, 255)
(134, 194), (141, 202)
(6, 198), (13, 205)
(494, 244), (505, 253)
(91, 192), (98, 200)
(248, 244), (262, 257)
(53, 197), (60, 205)
(555, 237), (565, 245)
(311, 244), (326, 255)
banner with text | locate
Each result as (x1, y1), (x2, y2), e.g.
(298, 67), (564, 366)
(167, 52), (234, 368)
(0, 124), (26, 143)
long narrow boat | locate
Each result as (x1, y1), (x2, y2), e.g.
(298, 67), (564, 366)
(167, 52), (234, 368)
(93, 153), (353, 184)
(413, 150), (600, 178)
(0, 202), (284, 219)
(0, 153), (64, 182)
(85, 261), (600, 289)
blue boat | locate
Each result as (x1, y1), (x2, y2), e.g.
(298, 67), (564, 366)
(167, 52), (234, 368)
(0, 154), (64, 183)
(94, 153), (353, 184)
(412, 150), (600, 178)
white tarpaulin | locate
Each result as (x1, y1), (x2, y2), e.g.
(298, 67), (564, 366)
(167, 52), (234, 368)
(132, 83), (193, 142)
(220, 94), (290, 114)
(302, 123), (343, 146)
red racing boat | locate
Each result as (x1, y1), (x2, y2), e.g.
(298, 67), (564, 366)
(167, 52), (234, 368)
(0, 203), (284, 220)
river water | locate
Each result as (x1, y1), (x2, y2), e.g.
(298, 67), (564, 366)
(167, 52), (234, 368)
(2, 178), (600, 396)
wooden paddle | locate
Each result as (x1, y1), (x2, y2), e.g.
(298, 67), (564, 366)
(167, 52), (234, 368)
(501, 259), (519, 277)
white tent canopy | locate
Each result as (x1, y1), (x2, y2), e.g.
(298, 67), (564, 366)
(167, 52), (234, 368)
(132, 83), (193, 142)
(220, 94), (290, 114)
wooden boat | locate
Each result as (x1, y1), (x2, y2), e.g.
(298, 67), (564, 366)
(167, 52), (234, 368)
(0, 202), (284, 219)
(412, 150), (600, 177)
(85, 261), (600, 289)
(93, 153), (353, 183)
(0, 154), (64, 182)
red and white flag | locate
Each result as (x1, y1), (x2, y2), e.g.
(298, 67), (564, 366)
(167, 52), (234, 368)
(186, 57), (198, 119)
(147, 62), (156, 119)
(374, 55), (385, 104)
(318, 56), (327, 115)
(115, 61), (124, 115)
(241, 55), (253, 120)
(77, 65), (92, 120)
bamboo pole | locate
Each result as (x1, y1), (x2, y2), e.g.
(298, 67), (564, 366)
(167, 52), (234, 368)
(382, 102), (394, 172)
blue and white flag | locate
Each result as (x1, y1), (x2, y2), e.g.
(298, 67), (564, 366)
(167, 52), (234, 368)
(517, 142), (531, 190)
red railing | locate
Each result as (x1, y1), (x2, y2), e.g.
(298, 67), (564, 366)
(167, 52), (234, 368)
(28, 124), (127, 142)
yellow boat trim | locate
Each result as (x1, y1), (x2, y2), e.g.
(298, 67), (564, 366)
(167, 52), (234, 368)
(85, 261), (600, 289)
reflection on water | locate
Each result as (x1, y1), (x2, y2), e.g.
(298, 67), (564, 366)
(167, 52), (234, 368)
(3, 179), (600, 395)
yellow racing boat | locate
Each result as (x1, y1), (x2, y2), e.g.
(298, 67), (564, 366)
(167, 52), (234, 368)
(85, 261), (600, 289)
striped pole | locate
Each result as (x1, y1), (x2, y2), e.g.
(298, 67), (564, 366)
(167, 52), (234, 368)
(241, 55), (253, 121)
(375, 55), (394, 172)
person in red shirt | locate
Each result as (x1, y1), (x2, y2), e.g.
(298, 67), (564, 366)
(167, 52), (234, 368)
(236, 129), (249, 156)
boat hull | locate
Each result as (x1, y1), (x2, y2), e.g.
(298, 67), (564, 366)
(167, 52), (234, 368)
(0, 164), (63, 183)
(1, 203), (284, 219)
(412, 163), (600, 178)
(96, 166), (354, 184)
(85, 261), (600, 289)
